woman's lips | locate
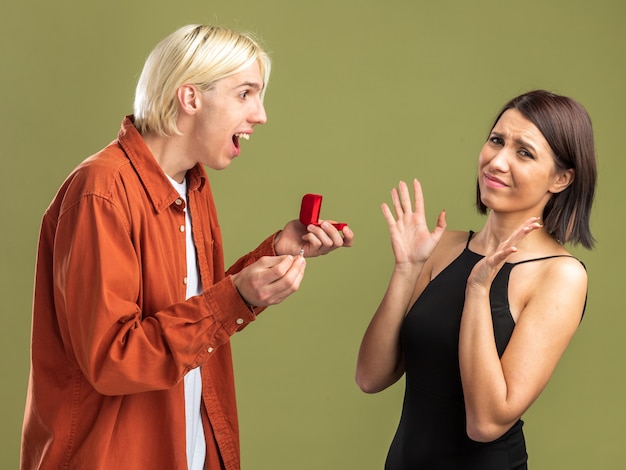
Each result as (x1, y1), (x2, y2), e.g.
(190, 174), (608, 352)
(484, 173), (507, 188)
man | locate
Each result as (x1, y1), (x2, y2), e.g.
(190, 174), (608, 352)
(21, 24), (353, 470)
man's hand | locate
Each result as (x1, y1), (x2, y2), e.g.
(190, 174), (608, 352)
(231, 255), (306, 307)
(274, 219), (354, 258)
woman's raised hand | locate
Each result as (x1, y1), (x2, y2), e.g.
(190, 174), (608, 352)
(467, 216), (543, 289)
(382, 179), (446, 268)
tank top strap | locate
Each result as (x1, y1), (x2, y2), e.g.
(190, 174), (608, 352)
(512, 254), (584, 268)
(463, 233), (585, 271)
(465, 231), (475, 249)
(510, 254), (588, 321)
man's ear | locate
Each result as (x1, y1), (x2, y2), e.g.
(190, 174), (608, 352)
(177, 84), (200, 116)
(550, 168), (575, 194)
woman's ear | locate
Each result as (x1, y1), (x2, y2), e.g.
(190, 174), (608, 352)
(550, 168), (575, 194)
(176, 84), (200, 116)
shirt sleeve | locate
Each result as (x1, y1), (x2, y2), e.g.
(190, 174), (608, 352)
(223, 232), (279, 318)
(52, 190), (275, 396)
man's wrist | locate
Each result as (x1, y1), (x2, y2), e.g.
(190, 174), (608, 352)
(273, 230), (283, 255)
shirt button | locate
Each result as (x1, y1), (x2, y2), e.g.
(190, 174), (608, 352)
(179, 225), (185, 232)
(183, 277), (188, 285)
(208, 347), (214, 353)
(236, 318), (244, 325)
(175, 198), (183, 206)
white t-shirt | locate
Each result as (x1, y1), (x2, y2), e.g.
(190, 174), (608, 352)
(168, 176), (206, 470)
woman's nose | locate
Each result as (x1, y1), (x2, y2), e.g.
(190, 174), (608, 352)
(488, 148), (510, 171)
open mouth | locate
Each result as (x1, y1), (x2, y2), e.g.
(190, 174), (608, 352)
(232, 133), (250, 149)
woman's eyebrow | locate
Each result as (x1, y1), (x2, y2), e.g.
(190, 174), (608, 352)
(514, 136), (537, 153)
(491, 131), (538, 153)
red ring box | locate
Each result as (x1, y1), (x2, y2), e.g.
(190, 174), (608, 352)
(299, 193), (346, 231)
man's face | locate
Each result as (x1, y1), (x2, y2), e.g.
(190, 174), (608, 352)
(190, 61), (267, 170)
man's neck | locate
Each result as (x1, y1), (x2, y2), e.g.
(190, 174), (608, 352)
(142, 131), (190, 183)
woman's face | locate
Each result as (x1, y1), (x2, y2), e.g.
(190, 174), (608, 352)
(477, 108), (571, 217)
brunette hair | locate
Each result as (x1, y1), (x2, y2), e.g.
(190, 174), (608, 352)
(476, 90), (597, 248)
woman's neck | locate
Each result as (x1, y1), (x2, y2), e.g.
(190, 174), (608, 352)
(472, 212), (564, 259)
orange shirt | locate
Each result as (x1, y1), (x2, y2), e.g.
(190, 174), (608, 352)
(21, 116), (275, 470)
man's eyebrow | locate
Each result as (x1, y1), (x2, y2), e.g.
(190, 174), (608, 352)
(237, 81), (264, 90)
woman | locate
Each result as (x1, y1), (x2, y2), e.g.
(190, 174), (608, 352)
(356, 90), (596, 469)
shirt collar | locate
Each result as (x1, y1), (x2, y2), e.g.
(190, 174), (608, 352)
(117, 115), (207, 213)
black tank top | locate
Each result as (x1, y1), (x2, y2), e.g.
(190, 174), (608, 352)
(385, 232), (581, 470)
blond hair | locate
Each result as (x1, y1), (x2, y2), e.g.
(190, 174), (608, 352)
(133, 24), (271, 136)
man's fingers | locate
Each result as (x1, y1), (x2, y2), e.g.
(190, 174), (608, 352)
(235, 255), (306, 306)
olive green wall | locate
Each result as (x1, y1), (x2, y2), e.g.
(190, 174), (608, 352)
(2, 0), (624, 468)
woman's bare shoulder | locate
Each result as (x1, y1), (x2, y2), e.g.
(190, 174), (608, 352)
(537, 254), (588, 288)
(512, 253), (588, 323)
(429, 230), (474, 278)
(434, 230), (474, 255)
